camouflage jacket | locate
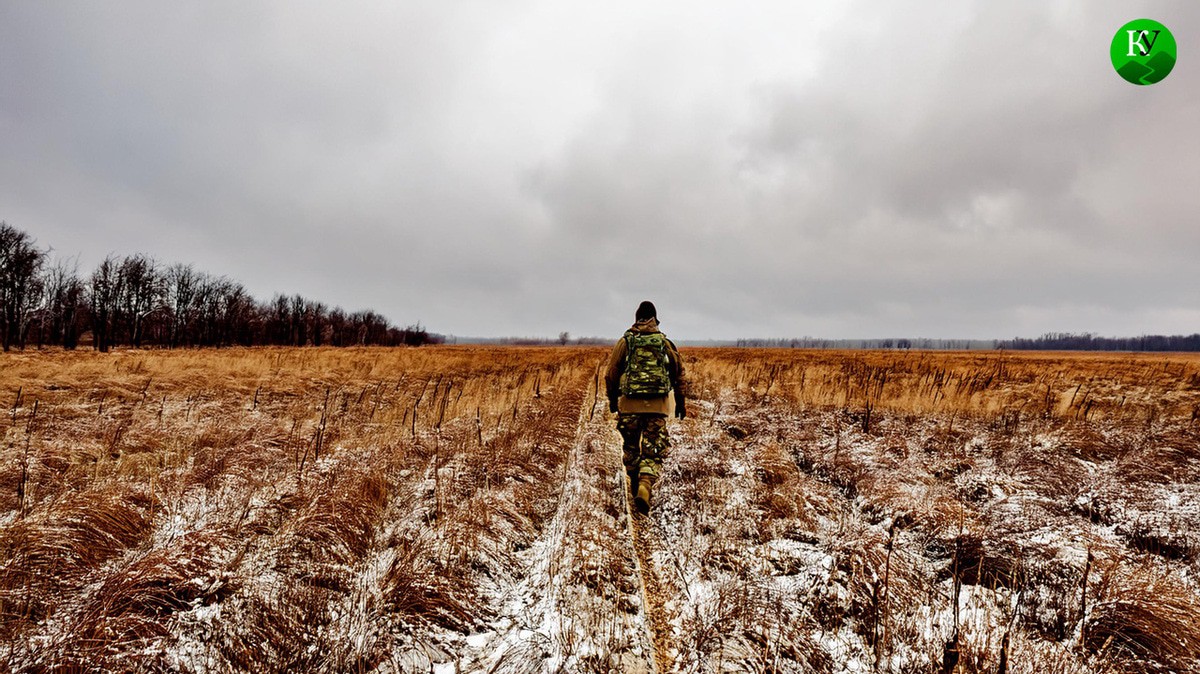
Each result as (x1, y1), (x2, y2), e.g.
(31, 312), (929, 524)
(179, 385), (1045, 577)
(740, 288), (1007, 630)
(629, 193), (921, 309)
(604, 318), (685, 415)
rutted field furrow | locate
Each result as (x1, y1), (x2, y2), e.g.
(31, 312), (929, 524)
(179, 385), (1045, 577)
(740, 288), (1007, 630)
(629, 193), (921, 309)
(1, 347), (1199, 673)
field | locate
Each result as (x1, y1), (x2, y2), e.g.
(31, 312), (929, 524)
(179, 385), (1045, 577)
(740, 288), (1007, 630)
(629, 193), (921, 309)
(1, 346), (1199, 673)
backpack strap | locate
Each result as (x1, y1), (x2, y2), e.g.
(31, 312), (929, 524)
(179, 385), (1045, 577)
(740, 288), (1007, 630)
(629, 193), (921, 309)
(664, 337), (677, 378)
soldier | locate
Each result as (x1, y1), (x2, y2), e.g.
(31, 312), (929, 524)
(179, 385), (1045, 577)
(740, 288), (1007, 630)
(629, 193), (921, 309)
(605, 301), (686, 514)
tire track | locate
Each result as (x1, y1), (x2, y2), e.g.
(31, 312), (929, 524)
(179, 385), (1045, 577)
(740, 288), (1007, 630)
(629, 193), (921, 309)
(630, 508), (672, 674)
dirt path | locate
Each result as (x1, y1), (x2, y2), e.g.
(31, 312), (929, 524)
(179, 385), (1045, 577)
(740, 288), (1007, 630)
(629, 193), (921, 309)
(630, 509), (672, 674)
(469, 383), (661, 672)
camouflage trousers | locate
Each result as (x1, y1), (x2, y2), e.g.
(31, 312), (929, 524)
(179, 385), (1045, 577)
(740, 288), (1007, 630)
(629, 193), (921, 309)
(617, 413), (669, 479)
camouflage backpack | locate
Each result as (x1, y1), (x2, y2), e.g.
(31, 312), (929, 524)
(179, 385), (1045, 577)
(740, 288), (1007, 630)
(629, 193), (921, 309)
(621, 331), (672, 398)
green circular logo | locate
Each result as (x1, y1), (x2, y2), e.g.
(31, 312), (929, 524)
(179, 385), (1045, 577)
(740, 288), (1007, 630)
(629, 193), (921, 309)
(1111, 19), (1176, 85)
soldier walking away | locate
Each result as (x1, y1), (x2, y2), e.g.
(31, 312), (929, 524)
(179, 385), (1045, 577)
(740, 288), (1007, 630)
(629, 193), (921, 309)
(605, 301), (686, 515)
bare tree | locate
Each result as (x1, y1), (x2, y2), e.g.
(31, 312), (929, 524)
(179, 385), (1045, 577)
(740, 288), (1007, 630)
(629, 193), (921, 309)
(89, 256), (123, 352)
(266, 293), (290, 345)
(194, 275), (225, 346)
(327, 307), (347, 346)
(305, 300), (327, 347)
(216, 280), (253, 346)
(117, 255), (163, 347)
(288, 294), (305, 346)
(39, 256), (86, 349)
(0, 223), (47, 351)
(165, 263), (200, 347)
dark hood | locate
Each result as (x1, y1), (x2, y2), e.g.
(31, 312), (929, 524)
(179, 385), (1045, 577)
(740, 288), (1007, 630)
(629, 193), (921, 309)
(629, 318), (660, 334)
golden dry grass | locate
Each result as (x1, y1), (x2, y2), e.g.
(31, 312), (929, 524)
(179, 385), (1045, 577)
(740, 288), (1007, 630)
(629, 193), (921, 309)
(1, 345), (1198, 672)
(0, 346), (600, 671)
(688, 348), (1200, 423)
(655, 348), (1200, 674)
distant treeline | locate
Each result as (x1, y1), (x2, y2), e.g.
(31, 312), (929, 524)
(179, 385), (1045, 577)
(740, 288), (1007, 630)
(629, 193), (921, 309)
(0, 222), (440, 352)
(995, 332), (1200, 352)
(729, 338), (994, 350)
(450, 333), (610, 346)
(725, 334), (1200, 352)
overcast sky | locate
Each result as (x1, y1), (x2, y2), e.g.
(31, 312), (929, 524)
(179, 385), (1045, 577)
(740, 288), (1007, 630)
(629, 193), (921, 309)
(2, 2), (1198, 340)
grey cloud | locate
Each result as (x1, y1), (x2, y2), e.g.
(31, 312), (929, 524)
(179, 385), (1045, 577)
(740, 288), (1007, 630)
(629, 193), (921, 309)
(2, 1), (1198, 340)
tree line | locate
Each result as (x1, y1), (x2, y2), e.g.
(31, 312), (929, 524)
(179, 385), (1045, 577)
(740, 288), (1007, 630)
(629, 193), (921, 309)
(995, 332), (1200, 352)
(0, 222), (440, 352)
(725, 334), (1200, 352)
(731, 338), (994, 350)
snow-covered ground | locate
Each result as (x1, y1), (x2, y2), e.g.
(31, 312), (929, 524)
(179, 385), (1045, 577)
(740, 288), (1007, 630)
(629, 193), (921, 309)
(1, 348), (1198, 673)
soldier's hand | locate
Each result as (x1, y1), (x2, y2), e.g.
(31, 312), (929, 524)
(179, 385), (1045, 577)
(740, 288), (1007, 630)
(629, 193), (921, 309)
(674, 394), (686, 419)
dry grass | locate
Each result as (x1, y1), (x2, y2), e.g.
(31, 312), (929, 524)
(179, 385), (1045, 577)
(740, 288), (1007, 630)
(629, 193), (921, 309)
(0, 346), (599, 671)
(658, 349), (1200, 674)
(1084, 559), (1200, 673)
(688, 348), (1200, 423)
(2, 346), (1199, 672)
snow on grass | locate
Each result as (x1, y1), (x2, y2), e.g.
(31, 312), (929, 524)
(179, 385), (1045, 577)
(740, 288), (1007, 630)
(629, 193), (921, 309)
(3, 347), (1199, 672)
